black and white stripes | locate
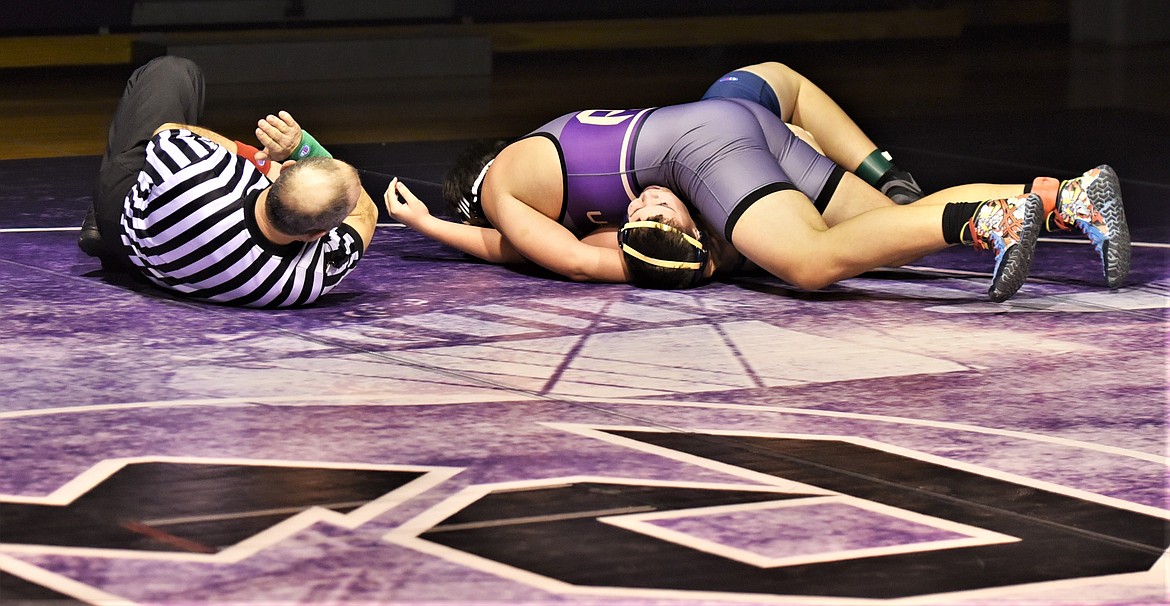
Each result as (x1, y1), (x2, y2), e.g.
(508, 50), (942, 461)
(120, 129), (362, 307)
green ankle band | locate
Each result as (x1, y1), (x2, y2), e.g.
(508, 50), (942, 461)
(291, 130), (332, 160)
(855, 149), (894, 185)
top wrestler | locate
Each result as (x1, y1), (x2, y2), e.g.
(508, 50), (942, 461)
(78, 56), (378, 308)
(387, 62), (1129, 302)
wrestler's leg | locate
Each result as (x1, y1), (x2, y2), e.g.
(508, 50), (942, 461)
(820, 173), (895, 226)
(736, 61), (923, 203)
(728, 98), (893, 224)
(737, 62), (873, 170)
(785, 124), (824, 155)
(731, 189), (947, 291)
(824, 179), (1027, 268)
(915, 184), (1026, 206)
(738, 99), (1026, 231)
(732, 187), (1043, 301)
(86, 56), (205, 263)
(824, 174), (1026, 225)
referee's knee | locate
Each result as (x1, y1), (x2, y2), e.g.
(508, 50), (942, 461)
(142, 56), (203, 82)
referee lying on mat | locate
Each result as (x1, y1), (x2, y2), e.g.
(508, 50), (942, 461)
(78, 56), (378, 308)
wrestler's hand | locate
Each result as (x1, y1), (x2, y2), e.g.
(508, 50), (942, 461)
(254, 111), (302, 162)
(384, 178), (432, 229)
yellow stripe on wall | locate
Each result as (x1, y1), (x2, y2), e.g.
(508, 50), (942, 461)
(0, 34), (136, 68)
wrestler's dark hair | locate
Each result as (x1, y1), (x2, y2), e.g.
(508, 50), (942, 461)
(267, 157), (357, 237)
(442, 138), (510, 226)
(620, 216), (710, 290)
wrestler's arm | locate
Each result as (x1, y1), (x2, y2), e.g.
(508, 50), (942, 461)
(479, 138), (629, 282)
(488, 190), (628, 282)
(580, 226), (620, 249)
(386, 178), (525, 264)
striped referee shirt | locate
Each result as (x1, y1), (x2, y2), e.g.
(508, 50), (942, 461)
(120, 128), (364, 307)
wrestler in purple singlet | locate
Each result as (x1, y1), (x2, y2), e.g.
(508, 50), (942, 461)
(525, 97), (844, 241)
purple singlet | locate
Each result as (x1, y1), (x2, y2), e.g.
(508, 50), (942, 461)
(529, 98), (842, 241)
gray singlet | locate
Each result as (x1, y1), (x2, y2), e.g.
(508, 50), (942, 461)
(529, 97), (842, 240)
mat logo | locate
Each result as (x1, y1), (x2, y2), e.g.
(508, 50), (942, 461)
(0, 457), (454, 562)
(390, 429), (1169, 601)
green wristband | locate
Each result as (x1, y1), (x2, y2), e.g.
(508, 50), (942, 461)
(291, 130), (332, 160)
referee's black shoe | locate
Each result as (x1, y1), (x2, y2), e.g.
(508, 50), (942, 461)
(78, 208), (103, 257)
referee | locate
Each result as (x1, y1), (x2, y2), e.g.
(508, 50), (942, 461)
(79, 56), (378, 307)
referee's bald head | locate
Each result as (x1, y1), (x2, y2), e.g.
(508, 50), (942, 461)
(266, 157), (360, 238)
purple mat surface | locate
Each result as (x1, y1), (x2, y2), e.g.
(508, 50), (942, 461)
(1, 139), (1166, 605)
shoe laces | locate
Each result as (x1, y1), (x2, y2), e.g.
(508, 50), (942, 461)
(1058, 171), (1107, 234)
(969, 198), (1025, 255)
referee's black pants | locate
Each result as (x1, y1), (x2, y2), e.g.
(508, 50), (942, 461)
(92, 56), (205, 267)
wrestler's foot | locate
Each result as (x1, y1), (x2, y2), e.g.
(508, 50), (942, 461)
(1049, 165), (1131, 289)
(965, 193), (1043, 302)
(78, 208), (103, 257)
(879, 168), (925, 204)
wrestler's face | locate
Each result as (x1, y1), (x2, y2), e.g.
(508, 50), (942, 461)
(627, 186), (697, 235)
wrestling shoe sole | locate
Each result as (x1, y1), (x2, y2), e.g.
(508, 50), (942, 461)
(1086, 165), (1131, 289)
(988, 194), (1043, 303)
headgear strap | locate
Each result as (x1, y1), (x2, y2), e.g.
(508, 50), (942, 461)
(619, 220), (707, 270)
(458, 159), (495, 218)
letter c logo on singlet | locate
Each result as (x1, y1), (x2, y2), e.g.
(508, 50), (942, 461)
(575, 110), (640, 127)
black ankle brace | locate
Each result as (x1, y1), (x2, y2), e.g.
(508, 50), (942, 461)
(942, 202), (983, 244)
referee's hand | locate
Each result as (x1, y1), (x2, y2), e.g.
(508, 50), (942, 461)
(255, 111), (303, 162)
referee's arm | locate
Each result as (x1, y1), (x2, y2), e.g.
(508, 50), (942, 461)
(344, 186), (378, 253)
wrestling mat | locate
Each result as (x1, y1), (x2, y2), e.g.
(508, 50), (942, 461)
(1, 111), (1167, 604)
